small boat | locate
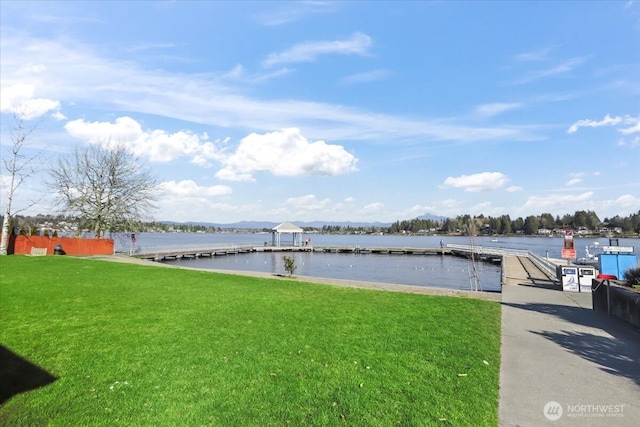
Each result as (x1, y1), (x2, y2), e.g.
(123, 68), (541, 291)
(575, 242), (602, 266)
(491, 238), (499, 243)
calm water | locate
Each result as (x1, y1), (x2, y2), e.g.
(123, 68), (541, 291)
(114, 233), (638, 293)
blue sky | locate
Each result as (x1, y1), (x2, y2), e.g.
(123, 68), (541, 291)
(1, 1), (639, 224)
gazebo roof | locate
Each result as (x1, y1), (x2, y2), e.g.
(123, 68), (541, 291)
(272, 221), (304, 233)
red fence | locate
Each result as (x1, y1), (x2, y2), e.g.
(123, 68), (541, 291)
(4, 235), (114, 256)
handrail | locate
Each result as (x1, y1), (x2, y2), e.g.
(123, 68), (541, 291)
(446, 243), (529, 257)
(448, 243), (561, 283)
(528, 251), (558, 278)
(133, 243), (256, 256)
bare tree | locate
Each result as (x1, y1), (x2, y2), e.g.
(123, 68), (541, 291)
(48, 144), (157, 238)
(0, 115), (41, 255)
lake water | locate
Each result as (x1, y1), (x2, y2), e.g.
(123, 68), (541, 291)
(114, 233), (638, 293)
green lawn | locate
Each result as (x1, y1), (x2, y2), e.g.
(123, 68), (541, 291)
(0, 256), (501, 426)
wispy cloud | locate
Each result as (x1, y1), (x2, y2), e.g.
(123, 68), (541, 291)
(567, 114), (639, 134)
(473, 102), (523, 118)
(262, 32), (372, 68)
(512, 56), (590, 84)
(513, 46), (555, 62)
(341, 69), (390, 85)
(125, 42), (179, 53)
(523, 192), (595, 213)
(0, 34), (540, 146)
(255, 1), (338, 26)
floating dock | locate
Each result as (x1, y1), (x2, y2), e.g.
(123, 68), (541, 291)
(130, 244), (505, 262)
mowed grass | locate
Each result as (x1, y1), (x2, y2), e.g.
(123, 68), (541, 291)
(0, 256), (501, 426)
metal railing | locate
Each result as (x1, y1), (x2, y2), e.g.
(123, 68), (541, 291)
(447, 243), (560, 282)
(131, 243), (256, 257)
(528, 251), (558, 279)
(446, 243), (529, 257)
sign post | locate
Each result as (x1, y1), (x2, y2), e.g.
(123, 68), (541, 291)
(562, 230), (575, 263)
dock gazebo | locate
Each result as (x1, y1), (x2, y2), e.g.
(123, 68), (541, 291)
(271, 221), (304, 247)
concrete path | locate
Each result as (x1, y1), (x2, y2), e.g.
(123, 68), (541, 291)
(500, 283), (640, 426)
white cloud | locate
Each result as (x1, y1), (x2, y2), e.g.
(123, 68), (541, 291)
(617, 136), (640, 148)
(566, 178), (582, 186)
(154, 180), (234, 222)
(567, 114), (623, 134)
(64, 116), (223, 163)
(443, 172), (509, 192)
(215, 128), (358, 181)
(506, 186), (523, 192)
(474, 102), (523, 118)
(469, 202), (494, 216)
(593, 194), (640, 218)
(360, 202), (384, 214)
(66, 116), (142, 145)
(402, 204), (437, 218)
(0, 83), (61, 119)
(285, 194), (333, 211)
(567, 114), (639, 134)
(157, 180), (232, 198)
(262, 32), (372, 67)
(440, 199), (463, 208)
(615, 194), (640, 209)
(522, 192), (594, 213)
(619, 120), (640, 135)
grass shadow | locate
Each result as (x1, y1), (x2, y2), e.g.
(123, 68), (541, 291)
(0, 345), (57, 405)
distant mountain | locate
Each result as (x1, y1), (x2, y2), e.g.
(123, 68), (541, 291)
(157, 214), (452, 230)
(158, 220), (394, 229)
(417, 213), (448, 221)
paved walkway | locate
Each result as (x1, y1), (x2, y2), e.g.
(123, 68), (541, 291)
(500, 283), (640, 426)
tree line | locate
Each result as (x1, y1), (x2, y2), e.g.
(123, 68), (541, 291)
(4, 210), (640, 238)
(318, 210), (640, 236)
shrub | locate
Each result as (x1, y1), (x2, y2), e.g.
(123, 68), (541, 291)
(623, 267), (640, 287)
(282, 255), (296, 276)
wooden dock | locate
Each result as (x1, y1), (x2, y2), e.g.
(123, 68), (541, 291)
(131, 245), (313, 261)
(312, 246), (451, 255)
(131, 244), (497, 262)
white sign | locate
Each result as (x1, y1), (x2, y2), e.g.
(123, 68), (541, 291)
(602, 246), (634, 253)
